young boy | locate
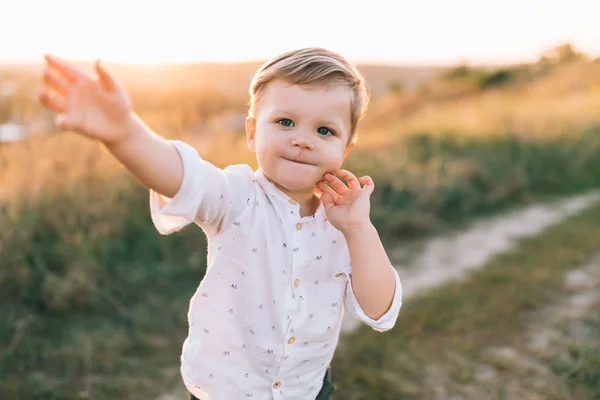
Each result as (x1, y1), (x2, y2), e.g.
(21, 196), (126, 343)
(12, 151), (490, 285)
(37, 47), (403, 400)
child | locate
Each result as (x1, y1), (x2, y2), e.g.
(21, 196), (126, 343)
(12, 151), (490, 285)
(37, 47), (403, 400)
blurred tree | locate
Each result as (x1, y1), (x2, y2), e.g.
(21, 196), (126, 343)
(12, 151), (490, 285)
(539, 43), (587, 64)
(477, 69), (515, 89)
(387, 80), (404, 94)
(443, 61), (471, 79)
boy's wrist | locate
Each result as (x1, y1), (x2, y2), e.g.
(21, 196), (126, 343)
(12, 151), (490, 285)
(341, 220), (376, 238)
(103, 112), (142, 150)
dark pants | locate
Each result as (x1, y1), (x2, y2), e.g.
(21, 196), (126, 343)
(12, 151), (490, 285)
(188, 366), (335, 400)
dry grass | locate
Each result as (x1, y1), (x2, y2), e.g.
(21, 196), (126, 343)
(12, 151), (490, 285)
(359, 61), (600, 147)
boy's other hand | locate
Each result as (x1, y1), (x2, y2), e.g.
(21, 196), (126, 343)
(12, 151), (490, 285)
(37, 54), (134, 146)
(317, 170), (375, 233)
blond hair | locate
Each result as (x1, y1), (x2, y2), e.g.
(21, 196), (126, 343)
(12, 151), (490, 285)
(248, 47), (370, 143)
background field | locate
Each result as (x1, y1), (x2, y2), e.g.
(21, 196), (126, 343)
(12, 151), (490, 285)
(2, 43), (600, 399)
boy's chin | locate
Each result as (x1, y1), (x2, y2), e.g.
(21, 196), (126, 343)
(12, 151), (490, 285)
(277, 176), (320, 194)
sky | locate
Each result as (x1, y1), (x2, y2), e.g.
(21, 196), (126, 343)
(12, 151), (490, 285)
(1, 0), (599, 66)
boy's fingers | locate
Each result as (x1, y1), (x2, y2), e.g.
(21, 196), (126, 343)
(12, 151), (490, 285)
(95, 60), (117, 92)
(317, 181), (339, 203)
(359, 176), (375, 196)
(37, 87), (66, 113)
(335, 170), (360, 191)
(323, 173), (349, 195)
(321, 192), (336, 213)
(42, 68), (70, 95)
(44, 53), (86, 83)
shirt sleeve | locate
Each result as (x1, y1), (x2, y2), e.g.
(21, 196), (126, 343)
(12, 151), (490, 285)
(149, 140), (255, 236)
(342, 267), (403, 332)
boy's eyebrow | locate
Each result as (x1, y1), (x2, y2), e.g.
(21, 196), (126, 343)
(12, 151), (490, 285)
(270, 108), (297, 117)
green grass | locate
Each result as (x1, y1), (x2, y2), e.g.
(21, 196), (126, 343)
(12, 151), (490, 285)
(330, 200), (600, 400)
(0, 178), (206, 399)
(552, 311), (600, 399)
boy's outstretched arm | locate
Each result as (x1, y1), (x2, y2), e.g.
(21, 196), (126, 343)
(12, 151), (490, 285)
(104, 114), (183, 198)
(318, 171), (399, 321)
(37, 54), (183, 198)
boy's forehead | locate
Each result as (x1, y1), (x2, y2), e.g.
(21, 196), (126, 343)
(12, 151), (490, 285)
(259, 79), (352, 125)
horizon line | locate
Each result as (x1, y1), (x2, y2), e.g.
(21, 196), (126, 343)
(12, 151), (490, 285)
(1, 47), (598, 69)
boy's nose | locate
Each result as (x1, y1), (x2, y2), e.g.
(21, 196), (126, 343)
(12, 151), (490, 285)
(291, 136), (315, 150)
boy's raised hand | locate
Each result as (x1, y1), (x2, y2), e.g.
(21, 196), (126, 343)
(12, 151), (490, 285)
(37, 54), (133, 145)
(317, 170), (375, 233)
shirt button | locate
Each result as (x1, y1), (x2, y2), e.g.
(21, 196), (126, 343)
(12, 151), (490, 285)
(294, 278), (300, 287)
(273, 381), (281, 389)
(289, 199), (297, 205)
(296, 223), (302, 230)
(288, 336), (296, 344)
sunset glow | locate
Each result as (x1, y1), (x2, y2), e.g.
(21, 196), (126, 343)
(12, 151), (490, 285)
(1, 0), (599, 65)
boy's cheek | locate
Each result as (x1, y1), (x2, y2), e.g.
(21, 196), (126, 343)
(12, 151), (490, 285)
(333, 152), (347, 168)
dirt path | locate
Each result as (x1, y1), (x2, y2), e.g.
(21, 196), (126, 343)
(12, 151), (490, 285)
(414, 251), (600, 400)
(342, 190), (600, 333)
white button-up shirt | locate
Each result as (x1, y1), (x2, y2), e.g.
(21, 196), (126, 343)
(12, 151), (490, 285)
(150, 140), (403, 400)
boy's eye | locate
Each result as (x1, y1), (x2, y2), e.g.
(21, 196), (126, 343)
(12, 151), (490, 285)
(317, 127), (334, 136)
(277, 119), (294, 127)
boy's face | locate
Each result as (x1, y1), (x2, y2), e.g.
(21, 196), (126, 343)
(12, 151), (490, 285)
(246, 79), (354, 196)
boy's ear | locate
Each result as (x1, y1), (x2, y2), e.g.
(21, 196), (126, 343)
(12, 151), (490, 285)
(245, 116), (256, 151)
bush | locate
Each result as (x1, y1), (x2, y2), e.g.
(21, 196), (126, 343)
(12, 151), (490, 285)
(477, 69), (515, 89)
(442, 63), (471, 79)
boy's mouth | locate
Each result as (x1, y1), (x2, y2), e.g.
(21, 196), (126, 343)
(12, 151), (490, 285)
(283, 157), (314, 166)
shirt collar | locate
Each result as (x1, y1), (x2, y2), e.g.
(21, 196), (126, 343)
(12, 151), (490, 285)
(255, 168), (325, 220)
